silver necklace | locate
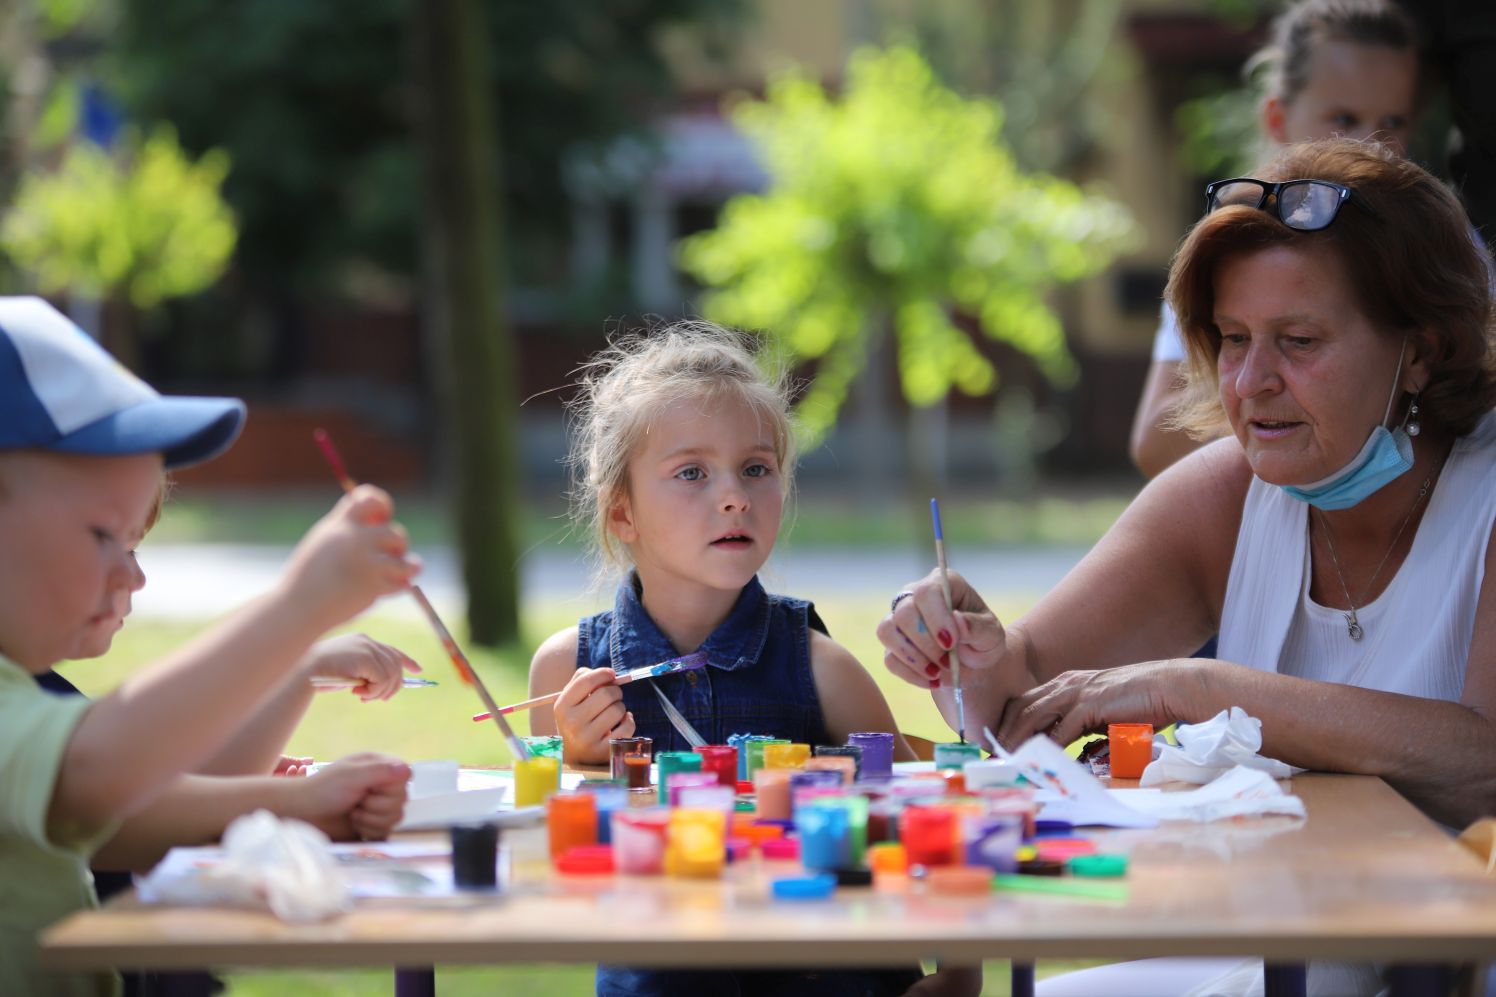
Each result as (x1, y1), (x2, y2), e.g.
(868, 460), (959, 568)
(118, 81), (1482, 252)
(1314, 461), (1440, 641)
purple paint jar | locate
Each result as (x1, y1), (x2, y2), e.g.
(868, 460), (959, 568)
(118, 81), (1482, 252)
(847, 732), (895, 780)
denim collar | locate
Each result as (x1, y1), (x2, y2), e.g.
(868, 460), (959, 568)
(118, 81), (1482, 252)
(608, 572), (770, 674)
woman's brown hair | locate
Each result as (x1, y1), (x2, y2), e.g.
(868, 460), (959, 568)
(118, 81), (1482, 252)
(1167, 137), (1495, 439)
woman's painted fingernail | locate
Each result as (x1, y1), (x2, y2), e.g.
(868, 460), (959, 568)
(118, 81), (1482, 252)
(938, 630), (953, 649)
(924, 663), (939, 677)
(940, 653), (950, 670)
(929, 679), (940, 689)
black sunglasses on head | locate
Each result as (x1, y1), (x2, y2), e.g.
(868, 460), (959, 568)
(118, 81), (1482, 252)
(1203, 178), (1380, 231)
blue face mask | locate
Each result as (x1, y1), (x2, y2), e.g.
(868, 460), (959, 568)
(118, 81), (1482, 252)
(1279, 339), (1413, 511)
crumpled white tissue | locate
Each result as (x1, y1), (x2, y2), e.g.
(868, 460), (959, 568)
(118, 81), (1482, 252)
(138, 809), (350, 922)
(1140, 707), (1302, 787)
(1124, 765), (1307, 822)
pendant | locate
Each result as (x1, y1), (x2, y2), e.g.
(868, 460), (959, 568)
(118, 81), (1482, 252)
(1345, 612), (1363, 641)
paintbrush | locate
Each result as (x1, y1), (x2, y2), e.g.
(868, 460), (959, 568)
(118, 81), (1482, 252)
(311, 676), (439, 691)
(312, 428), (530, 761)
(470, 651), (708, 721)
(931, 498), (967, 744)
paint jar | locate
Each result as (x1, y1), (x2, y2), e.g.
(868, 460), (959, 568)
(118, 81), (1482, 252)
(979, 787), (1038, 837)
(521, 734), (564, 760)
(798, 803), (852, 871)
(744, 738), (790, 780)
(868, 841), (908, 876)
(513, 754), (561, 808)
(753, 767), (794, 821)
(900, 805), (957, 868)
(847, 733), (895, 780)
(666, 771), (719, 807)
(611, 808), (670, 875)
(548, 792), (597, 860)
(814, 744), (863, 780)
(934, 741), (983, 771)
(763, 742), (811, 770)
(655, 751), (703, 804)
(789, 770), (847, 820)
(665, 808), (726, 878)
(963, 813), (1023, 873)
(964, 759), (1023, 790)
(577, 782), (629, 844)
(609, 736), (653, 789)
(1107, 723), (1154, 780)
(805, 755), (856, 785)
(694, 745), (738, 787)
(835, 794), (870, 865)
(676, 784), (736, 814)
(728, 734), (776, 780)
(866, 799), (899, 845)
(450, 822), (500, 890)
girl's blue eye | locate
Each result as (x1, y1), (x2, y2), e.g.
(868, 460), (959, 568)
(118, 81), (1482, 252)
(744, 463), (770, 478)
(677, 467), (704, 482)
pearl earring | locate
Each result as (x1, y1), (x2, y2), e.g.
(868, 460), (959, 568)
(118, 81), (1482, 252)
(1407, 395), (1421, 437)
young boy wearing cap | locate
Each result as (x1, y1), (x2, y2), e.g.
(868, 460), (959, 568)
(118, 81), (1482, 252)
(0, 296), (421, 996)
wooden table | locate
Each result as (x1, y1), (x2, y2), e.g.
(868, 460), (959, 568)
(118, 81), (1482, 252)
(38, 774), (1496, 992)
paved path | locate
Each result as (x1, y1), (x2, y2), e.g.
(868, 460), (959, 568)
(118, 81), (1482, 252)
(132, 543), (1091, 621)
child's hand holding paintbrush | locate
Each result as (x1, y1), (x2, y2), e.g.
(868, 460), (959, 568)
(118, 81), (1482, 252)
(492, 653), (708, 766)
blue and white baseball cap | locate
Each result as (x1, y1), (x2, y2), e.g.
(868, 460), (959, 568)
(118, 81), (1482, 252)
(0, 296), (246, 469)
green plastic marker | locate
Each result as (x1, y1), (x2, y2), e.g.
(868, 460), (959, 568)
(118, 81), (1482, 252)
(992, 874), (1129, 901)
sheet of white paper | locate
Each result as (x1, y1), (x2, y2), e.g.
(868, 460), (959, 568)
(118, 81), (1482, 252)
(1012, 734), (1160, 829)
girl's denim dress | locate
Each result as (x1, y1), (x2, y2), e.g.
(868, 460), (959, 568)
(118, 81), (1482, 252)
(576, 573), (925, 997)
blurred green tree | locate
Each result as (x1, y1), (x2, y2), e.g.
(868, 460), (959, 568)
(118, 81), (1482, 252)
(99, 0), (743, 648)
(107, 0), (744, 293)
(0, 124), (236, 369)
(678, 46), (1136, 470)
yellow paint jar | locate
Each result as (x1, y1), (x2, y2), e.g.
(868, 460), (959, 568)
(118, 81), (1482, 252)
(762, 742), (810, 770)
(664, 808), (726, 878)
(514, 755), (561, 807)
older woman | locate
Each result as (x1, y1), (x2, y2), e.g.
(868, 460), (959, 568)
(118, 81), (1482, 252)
(880, 138), (1496, 831)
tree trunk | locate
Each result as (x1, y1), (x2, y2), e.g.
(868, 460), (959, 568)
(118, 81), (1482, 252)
(410, 0), (520, 647)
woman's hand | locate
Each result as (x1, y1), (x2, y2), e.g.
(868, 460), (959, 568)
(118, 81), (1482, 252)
(996, 659), (1207, 750)
(303, 633), (421, 701)
(553, 667), (635, 765)
(877, 568), (1008, 688)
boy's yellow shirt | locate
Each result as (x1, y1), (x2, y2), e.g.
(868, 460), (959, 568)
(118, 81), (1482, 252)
(0, 655), (119, 997)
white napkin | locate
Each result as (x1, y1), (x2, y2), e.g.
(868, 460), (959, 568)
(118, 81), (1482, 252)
(1121, 765), (1307, 822)
(138, 809), (350, 922)
(1140, 707), (1301, 786)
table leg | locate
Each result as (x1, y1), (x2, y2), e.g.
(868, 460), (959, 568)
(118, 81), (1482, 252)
(1010, 960), (1035, 997)
(1263, 963), (1306, 997)
(395, 967), (435, 997)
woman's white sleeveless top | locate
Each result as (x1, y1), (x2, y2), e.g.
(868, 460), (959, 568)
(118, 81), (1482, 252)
(1218, 410), (1496, 698)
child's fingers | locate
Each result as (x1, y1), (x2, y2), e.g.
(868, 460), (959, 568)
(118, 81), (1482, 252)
(579, 698), (630, 747)
(556, 667), (619, 709)
(612, 711), (637, 740)
(343, 484), (395, 525)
